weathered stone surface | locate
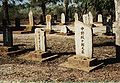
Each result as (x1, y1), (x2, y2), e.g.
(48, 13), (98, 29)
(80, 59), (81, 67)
(28, 9), (33, 26)
(60, 25), (68, 33)
(83, 14), (89, 24)
(68, 55), (97, 67)
(74, 13), (78, 22)
(88, 12), (93, 24)
(35, 28), (46, 52)
(97, 14), (103, 22)
(46, 15), (52, 30)
(61, 13), (65, 24)
(75, 21), (93, 58)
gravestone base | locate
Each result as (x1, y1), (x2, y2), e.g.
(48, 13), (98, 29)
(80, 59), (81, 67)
(18, 50), (58, 62)
(60, 55), (103, 72)
(0, 45), (25, 56)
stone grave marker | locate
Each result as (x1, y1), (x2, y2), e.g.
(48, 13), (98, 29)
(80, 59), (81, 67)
(60, 21), (103, 72)
(61, 13), (65, 24)
(60, 25), (68, 33)
(83, 14), (89, 25)
(29, 9), (34, 26)
(35, 28), (46, 52)
(74, 13), (78, 22)
(98, 14), (103, 22)
(46, 15), (52, 30)
(88, 12), (93, 24)
(75, 21), (92, 58)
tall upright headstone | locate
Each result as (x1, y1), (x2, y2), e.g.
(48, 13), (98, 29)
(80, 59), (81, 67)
(46, 15), (52, 30)
(114, 0), (118, 21)
(88, 12), (93, 24)
(35, 28), (46, 52)
(61, 13), (65, 24)
(29, 9), (34, 26)
(83, 14), (89, 25)
(74, 13), (78, 22)
(97, 14), (103, 22)
(75, 21), (93, 58)
(115, 0), (120, 59)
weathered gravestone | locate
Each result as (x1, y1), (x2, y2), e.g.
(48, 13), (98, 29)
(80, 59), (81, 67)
(60, 25), (68, 34)
(74, 13), (78, 22)
(115, 0), (120, 60)
(61, 13), (65, 24)
(35, 28), (46, 51)
(114, 0), (118, 21)
(83, 14), (89, 25)
(18, 28), (58, 61)
(29, 9), (34, 26)
(46, 15), (53, 33)
(97, 14), (103, 22)
(88, 12), (93, 24)
(60, 21), (102, 72)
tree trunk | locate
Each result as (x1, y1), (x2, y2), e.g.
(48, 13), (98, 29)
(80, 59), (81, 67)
(64, 0), (69, 23)
(2, 0), (13, 46)
(41, 2), (46, 24)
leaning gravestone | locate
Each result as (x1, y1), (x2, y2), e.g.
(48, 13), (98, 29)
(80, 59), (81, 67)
(61, 13), (65, 24)
(83, 14), (89, 25)
(60, 21), (102, 72)
(35, 28), (46, 52)
(97, 14), (103, 22)
(88, 12), (93, 24)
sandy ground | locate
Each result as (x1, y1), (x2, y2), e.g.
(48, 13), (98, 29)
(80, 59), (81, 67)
(0, 32), (119, 82)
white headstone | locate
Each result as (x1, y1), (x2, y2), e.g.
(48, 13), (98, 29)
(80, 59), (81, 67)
(88, 12), (93, 24)
(35, 28), (46, 52)
(114, 0), (118, 21)
(60, 25), (68, 33)
(29, 9), (33, 26)
(74, 13), (78, 22)
(61, 13), (65, 24)
(83, 14), (89, 24)
(98, 14), (103, 22)
(75, 21), (93, 58)
(46, 15), (52, 30)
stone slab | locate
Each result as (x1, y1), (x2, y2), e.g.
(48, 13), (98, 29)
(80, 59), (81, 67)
(59, 55), (103, 72)
(18, 50), (58, 62)
(60, 61), (103, 72)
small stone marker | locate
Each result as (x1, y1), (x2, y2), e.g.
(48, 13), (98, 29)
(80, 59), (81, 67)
(74, 13), (78, 22)
(88, 12), (93, 24)
(46, 15), (52, 30)
(83, 14), (89, 25)
(60, 25), (68, 33)
(61, 13), (65, 24)
(60, 21), (103, 72)
(35, 28), (46, 52)
(29, 9), (34, 26)
(98, 14), (103, 22)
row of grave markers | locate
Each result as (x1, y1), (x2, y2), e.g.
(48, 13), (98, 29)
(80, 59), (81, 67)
(35, 19), (102, 72)
(28, 9), (104, 27)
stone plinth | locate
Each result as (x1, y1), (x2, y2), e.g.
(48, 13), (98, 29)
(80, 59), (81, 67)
(60, 55), (102, 72)
(18, 50), (58, 62)
(0, 45), (25, 56)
